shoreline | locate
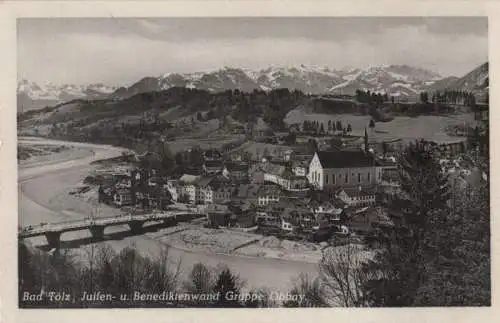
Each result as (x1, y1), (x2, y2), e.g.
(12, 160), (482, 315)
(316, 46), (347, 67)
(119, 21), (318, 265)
(17, 138), (319, 292)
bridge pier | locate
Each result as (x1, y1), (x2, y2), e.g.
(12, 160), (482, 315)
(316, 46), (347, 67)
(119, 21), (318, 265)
(128, 220), (145, 234)
(44, 232), (61, 249)
(89, 225), (106, 240)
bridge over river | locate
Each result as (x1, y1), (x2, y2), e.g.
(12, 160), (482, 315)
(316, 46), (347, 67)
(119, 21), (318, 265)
(19, 210), (204, 249)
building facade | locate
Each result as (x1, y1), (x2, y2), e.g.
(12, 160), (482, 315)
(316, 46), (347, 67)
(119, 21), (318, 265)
(308, 150), (383, 190)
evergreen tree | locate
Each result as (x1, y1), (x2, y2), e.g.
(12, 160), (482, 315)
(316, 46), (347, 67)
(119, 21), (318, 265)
(369, 119), (375, 130)
(362, 140), (451, 306)
(213, 268), (242, 307)
(336, 121), (342, 133)
(158, 140), (175, 174)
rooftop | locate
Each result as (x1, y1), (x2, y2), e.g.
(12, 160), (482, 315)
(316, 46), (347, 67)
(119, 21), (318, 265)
(196, 176), (215, 187)
(340, 186), (377, 197)
(236, 184), (261, 199)
(225, 162), (249, 172)
(204, 160), (223, 168)
(179, 174), (201, 184)
(316, 150), (377, 169)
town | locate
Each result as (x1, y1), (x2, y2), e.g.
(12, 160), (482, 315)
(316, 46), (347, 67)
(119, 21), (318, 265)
(81, 103), (487, 248)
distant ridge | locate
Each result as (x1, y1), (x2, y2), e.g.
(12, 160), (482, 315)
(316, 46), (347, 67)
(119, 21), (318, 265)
(18, 62), (488, 111)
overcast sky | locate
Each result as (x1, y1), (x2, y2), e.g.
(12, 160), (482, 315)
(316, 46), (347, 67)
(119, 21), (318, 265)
(18, 17), (488, 86)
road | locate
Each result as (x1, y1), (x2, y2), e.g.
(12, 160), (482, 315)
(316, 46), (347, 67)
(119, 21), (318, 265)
(18, 137), (319, 293)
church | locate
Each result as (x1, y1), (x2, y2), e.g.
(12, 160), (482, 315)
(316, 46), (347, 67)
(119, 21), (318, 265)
(308, 129), (384, 190)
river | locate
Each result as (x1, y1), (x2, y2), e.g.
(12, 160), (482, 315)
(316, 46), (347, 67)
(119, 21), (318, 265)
(18, 137), (319, 293)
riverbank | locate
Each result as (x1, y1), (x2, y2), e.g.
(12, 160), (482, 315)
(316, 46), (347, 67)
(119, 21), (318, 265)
(17, 138), (319, 293)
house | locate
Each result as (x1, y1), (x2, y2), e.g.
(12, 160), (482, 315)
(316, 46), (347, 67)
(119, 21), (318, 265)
(262, 163), (286, 186)
(165, 180), (179, 202)
(222, 162), (250, 182)
(283, 149), (295, 162)
(347, 207), (393, 235)
(292, 161), (308, 177)
(280, 169), (309, 191)
(281, 218), (296, 232)
(213, 185), (235, 204)
(136, 186), (173, 210)
(204, 148), (222, 161)
(308, 150), (383, 190)
(473, 104), (489, 122)
(255, 204), (284, 227)
(234, 184), (261, 204)
(249, 165), (266, 184)
(252, 118), (275, 138)
(311, 202), (345, 227)
(98, 185), (115, 204)
(203, 160), (223, 175)
(257, 184), (281, 206)
(196, 176), (236, 205)
(205, 204), (232, 228)
(113, 189), (133, 207)
(261, 161), (309, 190)
(281, 206), (313, 232)
(424, 139), (467, 158)
(148, 176), (167, 187)
(178, 174), (201, 204)
(197, 177), (215, 204)
(338, 187), (377, 208)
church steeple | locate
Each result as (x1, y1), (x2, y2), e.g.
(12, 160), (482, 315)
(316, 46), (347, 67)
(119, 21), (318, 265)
(364, 127), (369, 153)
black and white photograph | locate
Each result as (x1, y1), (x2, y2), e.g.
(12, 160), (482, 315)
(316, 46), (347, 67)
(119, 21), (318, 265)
(14, 15), (490, 309)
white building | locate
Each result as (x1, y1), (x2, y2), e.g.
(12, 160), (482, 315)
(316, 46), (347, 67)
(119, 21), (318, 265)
(178, 174), (201, 204)
(338, 187), (377, 207)
(308, 150), (383, 190)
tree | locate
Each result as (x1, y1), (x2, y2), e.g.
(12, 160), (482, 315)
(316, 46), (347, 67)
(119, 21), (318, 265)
(320, 243), (368, 307)
(362, 140), (451, 306)
(347, 124), (352, 133)
(196, 112), (203, 121)
(285, 132), (297, 145)
(369, 119), (375, 130)
(185, 263), (214, 295)
(420, 92), (429, 103)
(329, 138), (343, 151)
(320, 123), (325, 134)
(244, 288), (278, 308)
(307, 139), (318, 154)
(382, 142), (389, 156)
(212, 268), (242, 307)
(336, 121), (342, 133)
(283, 273), (328, 307)
(189, 146), (204, 167)
(158, 140), (175, 174)
(328, 120), (332, 133)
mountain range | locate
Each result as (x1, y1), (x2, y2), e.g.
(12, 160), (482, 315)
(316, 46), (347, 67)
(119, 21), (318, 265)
(18, 62), (488, 112)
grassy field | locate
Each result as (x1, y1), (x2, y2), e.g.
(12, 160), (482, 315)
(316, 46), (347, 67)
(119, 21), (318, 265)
(285, 107), (476, 143)
(166, 135), (246, 153)
(233, 141), (294, 157)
